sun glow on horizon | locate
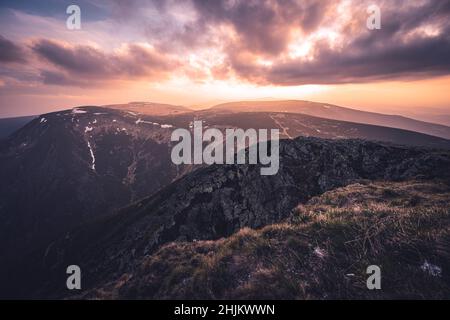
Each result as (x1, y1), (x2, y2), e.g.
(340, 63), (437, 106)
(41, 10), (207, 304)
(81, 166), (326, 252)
(1, 0), (450, 118)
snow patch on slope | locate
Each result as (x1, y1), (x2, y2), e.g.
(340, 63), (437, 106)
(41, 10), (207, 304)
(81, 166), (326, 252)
(135, 118), (173, 128)
(421, 260), (442, 277)
(136, 118), (157, 125)
(73, 108), (87, 114)
(87, 141), (96, 171)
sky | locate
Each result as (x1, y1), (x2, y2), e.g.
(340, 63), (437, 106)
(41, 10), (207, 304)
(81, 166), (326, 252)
(0, 0), (450, 118)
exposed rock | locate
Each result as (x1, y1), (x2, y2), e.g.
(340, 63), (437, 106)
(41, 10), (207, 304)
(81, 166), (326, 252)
(21, 136), (450, 298)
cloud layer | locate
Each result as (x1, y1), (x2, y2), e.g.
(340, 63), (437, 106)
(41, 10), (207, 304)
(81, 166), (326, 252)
(0, 35), (27, 63)
(1, 0), (450, 87)
(32, 39), (179, 86)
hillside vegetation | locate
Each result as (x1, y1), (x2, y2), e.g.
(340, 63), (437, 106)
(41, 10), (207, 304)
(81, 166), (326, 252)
(80, 180), (450, 299)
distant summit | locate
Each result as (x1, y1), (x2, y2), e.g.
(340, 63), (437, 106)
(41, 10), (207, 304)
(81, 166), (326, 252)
(211, 100), (450, 140)
(104, 102), (192, 116)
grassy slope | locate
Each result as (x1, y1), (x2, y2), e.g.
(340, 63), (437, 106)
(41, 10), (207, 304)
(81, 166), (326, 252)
(80, 180), (450, 300)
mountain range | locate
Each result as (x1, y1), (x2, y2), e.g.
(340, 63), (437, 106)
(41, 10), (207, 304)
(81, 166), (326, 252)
(4, 136), (450, 298)
(212, 100), (450, 140)
(0, 100), (449, 299)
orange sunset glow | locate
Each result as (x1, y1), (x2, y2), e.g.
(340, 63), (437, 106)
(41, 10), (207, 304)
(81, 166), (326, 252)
(1, 0), (450, 118)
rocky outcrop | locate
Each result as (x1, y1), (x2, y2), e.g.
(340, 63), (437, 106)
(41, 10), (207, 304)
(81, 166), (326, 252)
(26, 137), (450, 298)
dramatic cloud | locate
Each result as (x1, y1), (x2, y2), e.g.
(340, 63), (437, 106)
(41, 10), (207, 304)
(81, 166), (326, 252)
(39, 69), (87, 87)
(217, 0), (450, 85)
(262, 36), (450, 85)
(2, 0), (450, 87)
(190, 0), (333, 56)
(101, 0), (450, 85)
(31, 39), (180, 86)
(0, 35), (27, 63)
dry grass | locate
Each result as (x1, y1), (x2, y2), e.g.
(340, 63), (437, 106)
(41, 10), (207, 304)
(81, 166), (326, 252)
(86, 180), (450, 300)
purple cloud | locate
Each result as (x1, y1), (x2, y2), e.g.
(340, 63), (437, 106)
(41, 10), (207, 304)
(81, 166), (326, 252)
(0, 35), (27, 63)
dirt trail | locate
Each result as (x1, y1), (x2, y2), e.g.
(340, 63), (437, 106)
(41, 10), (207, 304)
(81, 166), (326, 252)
(270, 114), (293, 139)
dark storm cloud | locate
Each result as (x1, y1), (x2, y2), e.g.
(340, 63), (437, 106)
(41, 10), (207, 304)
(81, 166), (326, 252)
(0, 35), (27, 63)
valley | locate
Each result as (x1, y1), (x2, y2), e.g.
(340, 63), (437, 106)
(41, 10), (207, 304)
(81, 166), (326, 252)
(1, 101), (450, 299)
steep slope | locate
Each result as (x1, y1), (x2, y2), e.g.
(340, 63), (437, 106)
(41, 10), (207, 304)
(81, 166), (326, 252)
(211, 100), (450, 140)
(0, 106), (192, 268)
(86, 180), (450, 299)
(11, 137), (449, 299)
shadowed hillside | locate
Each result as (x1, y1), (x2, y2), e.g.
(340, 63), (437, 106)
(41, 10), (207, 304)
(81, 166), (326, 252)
(3, 136), (449, 299)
